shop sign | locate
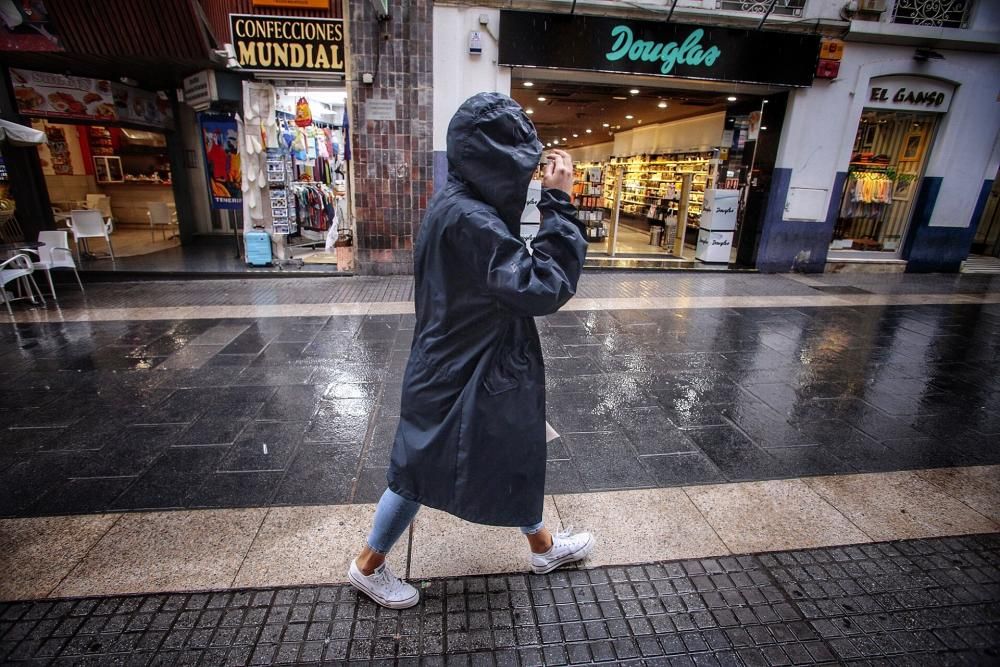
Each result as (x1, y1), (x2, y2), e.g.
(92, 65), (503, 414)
(498, 11), (820, 88)
(251, 0), (329, 8)
(10, 68), (115, 121)
(229, 14), (345, 74)
(9, 68), (173, 129)
(183, 71), (218, 112)
(111, 84), (174, 129)
(199, 114), (242, 210)
(867, 75), (954, 113)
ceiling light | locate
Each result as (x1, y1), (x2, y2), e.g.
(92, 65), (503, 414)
(638, 120), (642, 124)
(526, 108), (534, 115)
(602, 123), (610, 127)
(760, 126), (768, 130)
(727, 96), (737, 102)
(562, 137), (567, 141)
(523, 81), (534, 87)
(629, 88), (639, 94)
(537, 96), (546, 102)
(613, 96), (627, 100)
(552, 139), (559, 144)
(585, 129), (592, 134)
(625, 115), (634, 119)
(546, 142), (551, 147)
(657, 101), (668, 108)
(572, 133), (578, 138)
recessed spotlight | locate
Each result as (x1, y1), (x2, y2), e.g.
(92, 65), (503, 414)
(537, 96), (546, 102)
(562, 137), (567, 141)
(546, 142), (551, 147)
(525, 108), (534, 115)
(625, 115), (634, 120)
(629, 88), (639, 94)
(552, 139), (559, 144)
(585, 129), (592, 134)
(760, 126), (768, 130)
(602, 123), (610, 127)
(572, 133), (578, 138)
(657, 101), (668, 108)
(637, 120), (642, 124)
(727, 96), (737, 102)
(613, 96), (627, 100)
(524, 81), (534, 87)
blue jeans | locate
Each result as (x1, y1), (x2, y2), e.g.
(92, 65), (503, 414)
(366, 488), (546, 554)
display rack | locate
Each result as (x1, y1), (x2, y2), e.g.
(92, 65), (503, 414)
(603, 150), (718, 229)
(573, 163), (607, 243)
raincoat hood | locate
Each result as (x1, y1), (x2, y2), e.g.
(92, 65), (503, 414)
(446, 92), (543, 234)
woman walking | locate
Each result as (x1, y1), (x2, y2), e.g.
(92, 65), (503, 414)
(349, 92), (593, 609)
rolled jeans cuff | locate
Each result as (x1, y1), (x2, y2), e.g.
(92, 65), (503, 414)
(520, 521), (545, 535)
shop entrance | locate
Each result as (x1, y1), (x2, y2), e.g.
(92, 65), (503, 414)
(34, 121), (179, 262)
(830, 110), (941, 255)
(511, 74), (784, 270)
(272, 85), (349, 267)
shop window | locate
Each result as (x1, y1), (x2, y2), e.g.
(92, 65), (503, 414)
(891, 0), (973, 29)
(715, 0), (805, 17)
(832, 110), (940, 253)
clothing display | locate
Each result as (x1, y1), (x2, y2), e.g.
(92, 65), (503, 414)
(289, 181), (336, 232)
(840, 170), (894, 219)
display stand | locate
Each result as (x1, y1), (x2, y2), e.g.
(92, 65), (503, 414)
(696, 188), (739, 263)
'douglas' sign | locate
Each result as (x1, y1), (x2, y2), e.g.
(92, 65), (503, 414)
(498, 10), (820, 88)
(229, 14), (345, 74)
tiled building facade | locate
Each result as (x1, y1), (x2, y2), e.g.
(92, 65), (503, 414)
(347, 1), (434, 275)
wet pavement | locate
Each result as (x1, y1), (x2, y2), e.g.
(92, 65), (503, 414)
(0, 299), (998, 518)
(1, 533), (998, 666)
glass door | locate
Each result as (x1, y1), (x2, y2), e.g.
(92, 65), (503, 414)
(831, 110), (941, 255)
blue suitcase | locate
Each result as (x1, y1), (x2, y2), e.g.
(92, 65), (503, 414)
(245, 229), (272, 267)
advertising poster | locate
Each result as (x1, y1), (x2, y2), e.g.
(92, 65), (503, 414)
(10, 68), (115, 121)
(199, 114), (242, 210)
(111, 84), (174, 129)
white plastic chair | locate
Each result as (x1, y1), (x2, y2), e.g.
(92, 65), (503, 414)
(147, 202), (178, 241)
(1, 253), (46, 315)
(86, 194), (113, 224)
(69, 209), (115, 260)
(24, 230), (84, 299)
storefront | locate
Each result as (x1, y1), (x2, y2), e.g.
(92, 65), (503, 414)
(436, 8), (821, 270)
(223, 12), (352, 269)
(9, 68), (180, 261)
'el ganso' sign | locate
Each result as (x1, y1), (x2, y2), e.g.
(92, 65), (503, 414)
(229, 14), (345, 74)
(498, 11), (820, 88)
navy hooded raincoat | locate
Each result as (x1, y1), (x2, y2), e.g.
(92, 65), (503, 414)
(387, 92), (588, 527)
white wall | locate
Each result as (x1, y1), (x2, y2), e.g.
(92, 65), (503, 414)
(433, 6), (511, 152)
(776, 41), (1000, 227)
(613, 112), (725, 156)
(570, 141), (614, 164)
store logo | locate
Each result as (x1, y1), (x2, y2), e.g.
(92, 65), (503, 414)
(605, 26), (721, 75)
(870, 86), (946, 108)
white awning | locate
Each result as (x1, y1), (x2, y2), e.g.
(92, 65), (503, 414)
(0, 119), (46, 146)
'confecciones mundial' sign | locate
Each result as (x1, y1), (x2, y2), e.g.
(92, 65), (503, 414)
(498, 11), (820, 88)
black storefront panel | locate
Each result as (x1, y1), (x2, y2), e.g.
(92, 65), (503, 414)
(498, 11), (820, 88)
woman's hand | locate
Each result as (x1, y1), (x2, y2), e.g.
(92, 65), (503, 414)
(542, 149), (573, 195)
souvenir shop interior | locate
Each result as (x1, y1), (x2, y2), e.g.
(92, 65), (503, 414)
(241, 84), (350, 268)
(513, 77), (777, 268)
(831, 110), (940, 255)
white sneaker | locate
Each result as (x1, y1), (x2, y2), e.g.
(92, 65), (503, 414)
(530, 529), (595, 574)
(348, 559), (419, 609)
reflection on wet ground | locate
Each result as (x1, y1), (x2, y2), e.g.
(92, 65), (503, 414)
(0, 302), (998, 518)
